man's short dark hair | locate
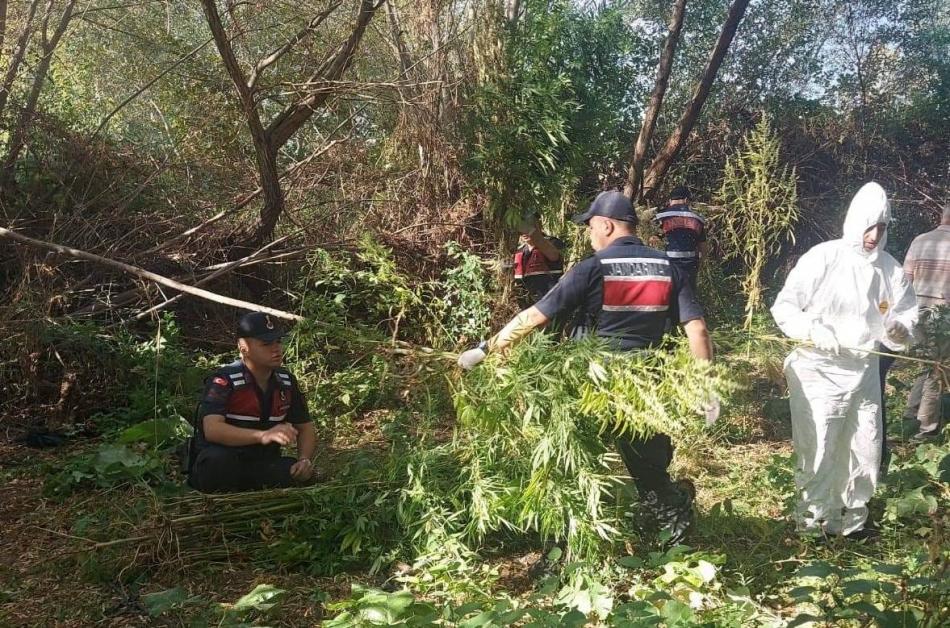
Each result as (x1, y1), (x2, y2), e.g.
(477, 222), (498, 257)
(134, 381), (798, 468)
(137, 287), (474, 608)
(669, 186), (690, 201)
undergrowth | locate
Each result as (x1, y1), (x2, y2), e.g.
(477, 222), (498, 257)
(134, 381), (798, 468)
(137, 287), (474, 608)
(15, 238), (948, 627)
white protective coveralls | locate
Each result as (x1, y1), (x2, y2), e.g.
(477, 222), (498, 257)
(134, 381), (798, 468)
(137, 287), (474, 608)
(770, 182), (917, 535)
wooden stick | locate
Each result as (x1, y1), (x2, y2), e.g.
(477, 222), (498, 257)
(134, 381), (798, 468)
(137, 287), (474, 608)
(755, 334), (947, 369)
(0, 227), (304, 321)
(133, 233), (293, 320)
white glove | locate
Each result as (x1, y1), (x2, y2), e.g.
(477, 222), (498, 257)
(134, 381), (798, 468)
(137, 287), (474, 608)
(885, 320), (910, 344)
(703, 397), (721, 427)
(809, 323), (840, 355)
(457, 343), (488, 370)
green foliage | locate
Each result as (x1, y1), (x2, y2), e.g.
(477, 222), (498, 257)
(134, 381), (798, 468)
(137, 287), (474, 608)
(786, 553), (948, 627)
(466, 0), (641, 230)
(226, 583), (286, 615)
(142, 587), (203, 617)
(715, 115), (799, 328)
(324, 586), (440, 627)
(325, 546), (775, 627)
(883, 441), (948, 527)
(289, 238), (425, 425)
(44, 442), (164, 497)
(911, 304), (950, 366)
(116, 417), (191, 449)
(401, 334), (736, 564)
(430, 242), (495, 346)
(32, 314), (201, 431)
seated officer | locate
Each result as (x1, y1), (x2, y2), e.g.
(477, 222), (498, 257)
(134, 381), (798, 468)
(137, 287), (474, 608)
(187, 312), (316, 493)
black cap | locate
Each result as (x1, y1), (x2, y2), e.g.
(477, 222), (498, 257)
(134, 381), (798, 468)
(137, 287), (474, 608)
(669, 185), (690, 201)
(572, 191), (638, 224)
(237, 311), (285, 342)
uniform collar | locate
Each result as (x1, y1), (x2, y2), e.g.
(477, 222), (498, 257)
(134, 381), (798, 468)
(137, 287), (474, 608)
(240, 359), (276, 391)
(606, 235), (644, 248)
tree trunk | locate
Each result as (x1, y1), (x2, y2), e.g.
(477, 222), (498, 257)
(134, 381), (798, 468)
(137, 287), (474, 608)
(503, 0), (521, 23)
(1, 0), (76, 179)
(0, 0), (41, 123)
(266, 0), (381, 151)
(386, 1), (414, 78)
(0, 0), (9, 58)
(623, 0), (687, 202)
(640, 0), (751, 202)
(200, 0), (284, 245)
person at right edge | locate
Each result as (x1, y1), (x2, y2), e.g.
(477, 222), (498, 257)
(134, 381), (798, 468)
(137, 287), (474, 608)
(902, 204), (949, 440)
(771, 182), (917, 541)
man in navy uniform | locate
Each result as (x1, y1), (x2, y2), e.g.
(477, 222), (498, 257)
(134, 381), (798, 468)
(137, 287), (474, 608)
(459, 191), (715, 544)
(187, 311), (316, 492)
(655, 186), (707, 288)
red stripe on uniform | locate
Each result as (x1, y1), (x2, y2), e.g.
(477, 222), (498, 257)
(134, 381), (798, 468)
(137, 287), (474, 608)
(603, 279), (672, 307)
(513, 251), (525, 278)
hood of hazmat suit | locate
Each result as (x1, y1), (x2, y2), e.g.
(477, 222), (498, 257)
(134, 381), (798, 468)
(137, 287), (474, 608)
(770, 182), (918, 536)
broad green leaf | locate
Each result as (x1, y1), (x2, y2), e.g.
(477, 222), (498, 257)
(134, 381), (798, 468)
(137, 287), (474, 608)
(118, 418), (189, 447)
(617, 555), (644, 569)
(787, 586), (816, 601)
(841, 579), (878, 596)
(796, 561), (834, 578)
(229, 584), (285, 614)
(142, 587), (190, 616)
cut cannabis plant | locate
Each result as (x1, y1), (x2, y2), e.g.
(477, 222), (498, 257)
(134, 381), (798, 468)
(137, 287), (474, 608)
(401, 334), (736, 562)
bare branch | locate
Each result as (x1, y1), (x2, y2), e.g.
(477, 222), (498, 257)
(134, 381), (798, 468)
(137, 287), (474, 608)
(641, 0), (751, 201)
(140, 109), (358, 257)
(266, 0), (383, 151)
(247, 1), (342, 91)
(0, 226), (304, 321)
(133, 233), (294, 320)
(91, 36), (215, 139)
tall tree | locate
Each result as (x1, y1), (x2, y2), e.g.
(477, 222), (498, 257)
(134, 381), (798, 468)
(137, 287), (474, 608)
(623, 0), (687, 201)
(640, 0), (751, 201)
(0, 0), (76, 186)
(200, 0), (383, 245)
(624, 0), (751, 204)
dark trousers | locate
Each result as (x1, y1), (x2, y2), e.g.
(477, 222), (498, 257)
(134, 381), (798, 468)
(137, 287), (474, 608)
(616, 433), (675, 496)
(878, 348), (897, 471)
(670, 258), (699, 290)
(188, 444), (296, 493)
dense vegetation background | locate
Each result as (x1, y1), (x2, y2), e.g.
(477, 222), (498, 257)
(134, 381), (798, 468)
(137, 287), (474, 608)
(0, 0), (947, 625)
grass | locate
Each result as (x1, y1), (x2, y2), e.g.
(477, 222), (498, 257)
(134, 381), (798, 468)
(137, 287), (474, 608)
(0, 353), (946, 626)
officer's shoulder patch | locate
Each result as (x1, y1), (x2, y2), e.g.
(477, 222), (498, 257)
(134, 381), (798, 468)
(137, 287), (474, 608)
(275, 368), (294, 388)
(212, 376), (229, 387)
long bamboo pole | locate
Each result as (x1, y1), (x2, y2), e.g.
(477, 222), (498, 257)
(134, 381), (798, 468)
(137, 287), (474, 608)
(0, 226), (304, 321)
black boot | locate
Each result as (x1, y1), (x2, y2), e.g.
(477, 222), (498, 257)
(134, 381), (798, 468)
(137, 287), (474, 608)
(643, 479), (695, 547)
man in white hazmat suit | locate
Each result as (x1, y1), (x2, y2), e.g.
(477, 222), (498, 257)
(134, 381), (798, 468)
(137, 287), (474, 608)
(771, 182), (917, 540)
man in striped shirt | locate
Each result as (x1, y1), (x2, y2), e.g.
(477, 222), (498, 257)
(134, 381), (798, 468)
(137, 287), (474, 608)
(903, 206), (950, 439)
